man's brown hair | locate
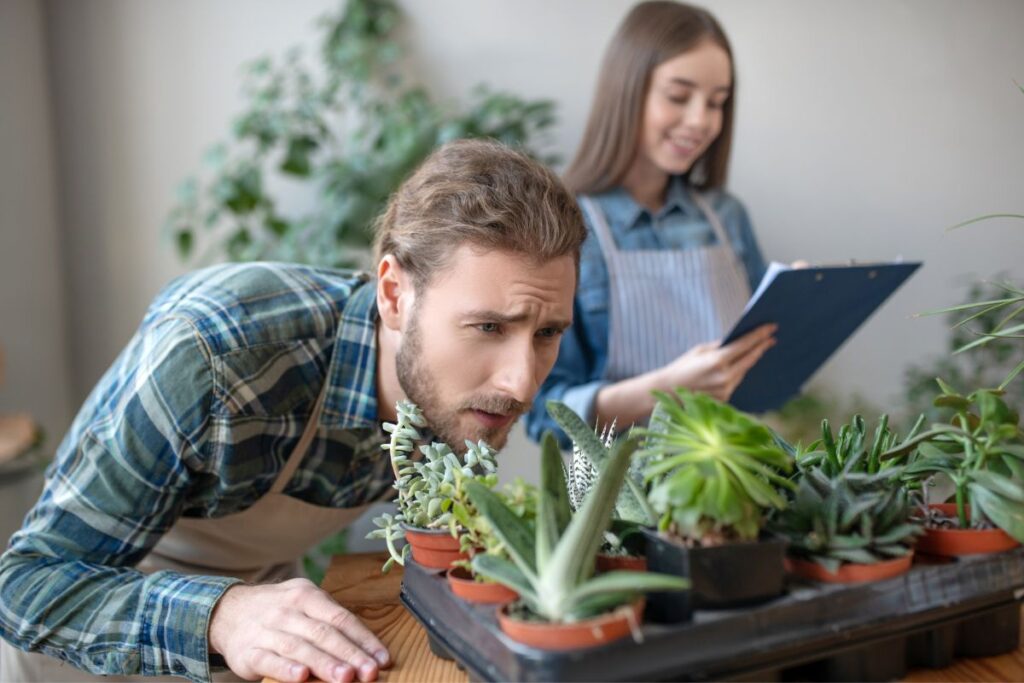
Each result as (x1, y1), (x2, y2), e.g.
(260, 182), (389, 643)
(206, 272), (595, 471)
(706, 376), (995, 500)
(373, 138), (586, 289)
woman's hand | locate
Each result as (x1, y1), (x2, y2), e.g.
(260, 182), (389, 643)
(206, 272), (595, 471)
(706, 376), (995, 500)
(208, 579), (390, 683)
(657, 323), (777, 401)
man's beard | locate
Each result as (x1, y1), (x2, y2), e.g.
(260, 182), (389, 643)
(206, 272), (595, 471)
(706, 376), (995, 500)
(395, 312), (528, 452)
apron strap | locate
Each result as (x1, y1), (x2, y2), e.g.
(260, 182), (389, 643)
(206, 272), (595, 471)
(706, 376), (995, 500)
(579, 196), (621, 260)
(689, 189), (745, 271)
(270, 379), (331, 494)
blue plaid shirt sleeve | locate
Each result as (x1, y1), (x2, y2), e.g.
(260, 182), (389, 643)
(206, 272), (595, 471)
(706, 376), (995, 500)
(0, 315), (241, 681)
(0, 263), (388, 682)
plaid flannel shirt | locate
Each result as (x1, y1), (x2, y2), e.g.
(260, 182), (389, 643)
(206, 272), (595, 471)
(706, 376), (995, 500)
(0, 262), (395, 681)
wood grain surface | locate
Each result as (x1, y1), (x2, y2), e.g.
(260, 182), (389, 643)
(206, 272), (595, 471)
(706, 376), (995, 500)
(264, 552), (1023, 683)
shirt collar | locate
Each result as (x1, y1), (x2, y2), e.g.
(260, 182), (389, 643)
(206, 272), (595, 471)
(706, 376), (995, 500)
(591, 175), (700, 231)
(322, 274), (380, 430)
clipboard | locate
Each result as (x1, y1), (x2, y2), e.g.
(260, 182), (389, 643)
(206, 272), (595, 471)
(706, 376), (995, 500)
(722, 260), (922, 413)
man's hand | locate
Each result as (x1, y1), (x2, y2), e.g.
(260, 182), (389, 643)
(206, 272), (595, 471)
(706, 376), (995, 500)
(658, 323), (777, 401)
(209, 579), (390, 683)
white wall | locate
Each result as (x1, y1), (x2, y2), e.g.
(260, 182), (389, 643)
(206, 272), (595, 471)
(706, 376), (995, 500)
(0, 0), (73, 447)
(22, 0), (1024, 485)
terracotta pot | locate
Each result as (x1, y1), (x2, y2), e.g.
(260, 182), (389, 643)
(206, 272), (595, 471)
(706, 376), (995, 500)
(403, 526), (468, 571)
(916, 503), (1020, 557)
(446, 566), (518, 605)
(785, 553), (913, 583)
(596, 553), (647, 572)
(496, 600), (644, 650)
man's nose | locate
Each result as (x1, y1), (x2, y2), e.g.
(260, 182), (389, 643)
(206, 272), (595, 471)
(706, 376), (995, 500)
(494, 341), (538, 405)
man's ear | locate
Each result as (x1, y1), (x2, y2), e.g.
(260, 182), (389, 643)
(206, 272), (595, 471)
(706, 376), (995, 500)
(377, 254), (414, 332)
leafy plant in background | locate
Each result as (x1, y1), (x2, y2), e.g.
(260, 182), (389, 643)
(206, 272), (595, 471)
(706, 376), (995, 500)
(366, 401), (499, 572)
(881, 382), (1024, 542)
(639, 389), (795, 544)
(903, 279), (1024, 428)
(165, 0), (558, 267)
(465, 426), (688, 624)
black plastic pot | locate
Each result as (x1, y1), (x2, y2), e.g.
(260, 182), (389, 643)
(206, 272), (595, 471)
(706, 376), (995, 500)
(642, 527), (787, 612)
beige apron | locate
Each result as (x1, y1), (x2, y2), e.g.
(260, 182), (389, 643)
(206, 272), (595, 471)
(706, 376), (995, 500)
(1, 379), (374, 682)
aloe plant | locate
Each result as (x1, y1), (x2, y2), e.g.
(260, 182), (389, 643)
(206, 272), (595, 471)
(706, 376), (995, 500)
(547, 402), (657, 556)
(881, 381), (1024, 542)
(638, 389), (795, 543)
(366, 401), (498, 571)
(465, 410), (688, 623)
(772, 467), (923, 574)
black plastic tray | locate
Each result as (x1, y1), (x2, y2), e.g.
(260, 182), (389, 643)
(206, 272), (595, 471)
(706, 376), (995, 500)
(399, 548), (1024, 682)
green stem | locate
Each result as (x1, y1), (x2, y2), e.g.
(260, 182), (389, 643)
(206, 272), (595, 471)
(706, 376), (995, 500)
(955, 483), (968, 529)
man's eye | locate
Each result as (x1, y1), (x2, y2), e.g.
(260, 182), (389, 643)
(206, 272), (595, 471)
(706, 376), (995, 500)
(536, 327), (563, 339)
(477, 323), (500, 334)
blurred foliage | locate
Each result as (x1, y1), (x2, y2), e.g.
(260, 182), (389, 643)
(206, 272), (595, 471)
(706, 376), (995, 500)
(762, 389), (881, 450)
(164, 0), (558, 268)
(903, 278), (1024, 429)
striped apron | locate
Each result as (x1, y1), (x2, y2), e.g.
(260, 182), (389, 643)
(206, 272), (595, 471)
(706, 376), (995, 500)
(580, 191), (751, 382)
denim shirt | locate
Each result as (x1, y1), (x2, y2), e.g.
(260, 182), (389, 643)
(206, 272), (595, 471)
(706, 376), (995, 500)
(526, 177), (767, 446)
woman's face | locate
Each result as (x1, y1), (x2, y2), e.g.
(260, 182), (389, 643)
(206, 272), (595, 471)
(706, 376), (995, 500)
(637, 39), (732, 176)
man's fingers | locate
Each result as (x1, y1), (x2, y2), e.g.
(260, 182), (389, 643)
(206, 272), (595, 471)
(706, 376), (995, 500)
(302, 590), (390, 668)
(246, 649), (309, 683)
(732, 337), (775, 377)
(283, 612), (381, 680)
(266, 630), (360, 683)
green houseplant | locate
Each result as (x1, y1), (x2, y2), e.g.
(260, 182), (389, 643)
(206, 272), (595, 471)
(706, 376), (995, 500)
(773, 413), (924, 582)
(464, 407), (688, 650)
(366, 401), (499, 572)
(445, 478), (538, 605)
(547, 402), (657, 570)
(635, 389), (794, 614)
(165, 0), (558, 268)
(881, 382), (1024, 555)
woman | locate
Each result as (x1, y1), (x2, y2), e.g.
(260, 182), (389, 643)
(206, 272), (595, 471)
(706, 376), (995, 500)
(528, 0), (777, 442)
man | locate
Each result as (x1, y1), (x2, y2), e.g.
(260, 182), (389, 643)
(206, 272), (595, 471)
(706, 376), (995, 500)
(0, 139), (585, 683)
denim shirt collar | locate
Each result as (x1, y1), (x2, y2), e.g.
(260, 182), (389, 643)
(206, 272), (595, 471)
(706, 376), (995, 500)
(592, 175), (702, 231)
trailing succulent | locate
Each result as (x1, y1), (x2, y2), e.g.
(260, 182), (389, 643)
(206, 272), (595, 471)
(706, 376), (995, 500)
(638, 389), (795, 544)
(881, 381), (1024, 542)
(366, 401), (498, 571)
(465, 402), (688, 624)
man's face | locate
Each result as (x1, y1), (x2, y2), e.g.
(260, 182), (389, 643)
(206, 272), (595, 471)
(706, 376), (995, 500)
(395, 245), (575, 450)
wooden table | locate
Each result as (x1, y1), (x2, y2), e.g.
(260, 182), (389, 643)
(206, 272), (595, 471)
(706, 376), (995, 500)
(297, 552), (1024, 682)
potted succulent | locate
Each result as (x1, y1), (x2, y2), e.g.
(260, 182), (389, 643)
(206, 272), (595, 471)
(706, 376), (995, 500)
(367, 401), (499, 572)
(775, 413), (923, 583)
(547, 402), (657, 572)
(445, 478), (537, 605)
(882, 382), (1024, 555)
(636, 389), (795, 616)
(465, 421), (689, 650)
